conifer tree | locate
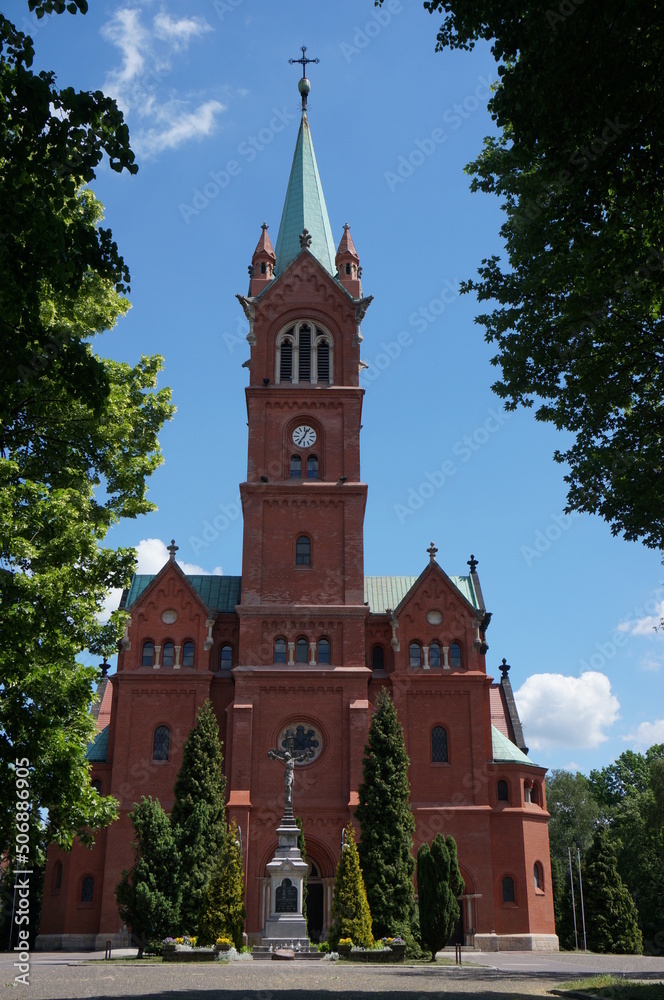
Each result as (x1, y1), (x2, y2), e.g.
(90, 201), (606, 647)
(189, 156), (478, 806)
(197, 820), (246, 949)
(356, 687), (416, 941)
(296, 816), (308, 923)
(329, 822), (373, 950)
(115, 796), (181, 957)
(583, 828), (643, 954)
(171, 700), (226, 933)
(417, 833), (464, 960)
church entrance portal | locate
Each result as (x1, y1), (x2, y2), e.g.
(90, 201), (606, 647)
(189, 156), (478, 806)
(306, 862), (324, 942)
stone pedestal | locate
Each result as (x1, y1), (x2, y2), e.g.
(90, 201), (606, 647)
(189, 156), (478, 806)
(261, 813), (310, 950)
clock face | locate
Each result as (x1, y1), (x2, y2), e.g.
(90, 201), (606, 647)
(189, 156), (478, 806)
(292, 424), (317, 448)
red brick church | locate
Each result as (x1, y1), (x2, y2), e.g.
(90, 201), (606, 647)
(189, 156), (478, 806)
(38, 72), (558, 952)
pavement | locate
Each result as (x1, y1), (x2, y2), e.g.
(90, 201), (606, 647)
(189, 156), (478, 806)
(1, 948), (663, 999)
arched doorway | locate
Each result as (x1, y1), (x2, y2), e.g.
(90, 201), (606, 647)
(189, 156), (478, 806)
(306, 861), (324, 943)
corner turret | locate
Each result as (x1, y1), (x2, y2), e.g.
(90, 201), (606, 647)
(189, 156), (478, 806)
(335, 223), (362, 297)
(249, 222), (276, 296)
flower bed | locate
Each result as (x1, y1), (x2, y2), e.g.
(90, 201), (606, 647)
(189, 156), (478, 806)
(336, 937), (406, 963)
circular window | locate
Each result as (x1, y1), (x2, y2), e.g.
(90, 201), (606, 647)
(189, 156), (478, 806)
(427, 610), (443, 625)
(161, 609), (178, 624)
(278, 723), (323, 765)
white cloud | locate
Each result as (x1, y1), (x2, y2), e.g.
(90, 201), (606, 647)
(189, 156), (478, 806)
(153, 12), (211, 48)
(134, 99), (224, 157)
(632, 719), (664, 747)
(515, 671), (620, 750)
(640, 653), (663, 673)
(617, 599), (664, 636)
(98, 538), (222, 621)
(101, 7), (223, 156)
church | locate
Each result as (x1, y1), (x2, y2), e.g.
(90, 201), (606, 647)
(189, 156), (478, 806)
(37, 69), (558, 953)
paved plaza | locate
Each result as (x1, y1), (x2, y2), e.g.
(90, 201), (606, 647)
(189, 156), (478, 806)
(2, 950), (664, 1000)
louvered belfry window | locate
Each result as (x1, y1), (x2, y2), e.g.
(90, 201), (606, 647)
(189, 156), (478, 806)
(298, 325), (311, 381)
(276, 322), (333, 385)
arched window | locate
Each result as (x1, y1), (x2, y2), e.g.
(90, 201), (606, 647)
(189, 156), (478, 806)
(306, 454), (319, 479)
(279, 337), (293, 382)
(317, 340), (330, 382)
(317, 637), (330, 664)
(290, 454), (302, 478)
(345, 263), (352, 275)
(91, 779), (102, 793)
(450, 642), (462, 668)
(141, 641), (154, 667)
(502, 876), (515, 903)
(431, 726), (448, 763)
(409, 642), (422, 668)
(298, 324), (312, 381)
(372, 644), (385, 671)
(54, 862), (62, 890)
(296, 637), (309, 663)
(260, 262), (267, 274)
(534, 862), (544, 891)
(429, 641), (441, 667)
(162, 641), (175, 667)
(220, 645), (232, 670)
(497, 779), (509, 802)
(531, 782), (539, 805)
(153, 725), (170, 761)
(80, 876), (94, 903)
(296, 535), (311, 566)
(182, 641), (194, 667)
(274, 637), (287, 663)
(276, 322), (334, 385)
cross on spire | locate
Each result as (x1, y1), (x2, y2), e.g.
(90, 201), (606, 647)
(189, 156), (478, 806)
(289, 44), (319, 79)
(167, 539), (178, 562)
(467, 553), (479, 573)
(288, 45), (319, 109)
(427, 541), (438, 563)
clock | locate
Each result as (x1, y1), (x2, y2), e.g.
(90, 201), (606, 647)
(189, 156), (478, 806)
(292, 424), (317, 448)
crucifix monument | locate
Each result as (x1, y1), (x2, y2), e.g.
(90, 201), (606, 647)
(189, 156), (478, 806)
(261, 730), (313, 951)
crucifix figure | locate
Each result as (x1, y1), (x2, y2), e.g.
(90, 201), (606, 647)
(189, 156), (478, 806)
(268, 730), (314, 811)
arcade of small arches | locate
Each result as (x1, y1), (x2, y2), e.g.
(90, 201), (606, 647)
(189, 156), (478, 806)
(273, 635), (331, 665)
(276, 321), (333, 385)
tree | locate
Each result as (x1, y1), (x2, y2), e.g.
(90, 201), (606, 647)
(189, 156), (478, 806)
(171, 701), (227, 933)
(197, 820), (246, 950)
(583, 828), (643, 955)
(545, 770), (602, 865)
(1, 4), (172, 860)
(417, 834), (464, 961)
(590, 746), (664, 808)
(356, 687), (416, 942)
(328, 822), (373, 950)
(392, 1), (664, 547)
(296, 816), (308, 924)
(115, 797), (181, 957)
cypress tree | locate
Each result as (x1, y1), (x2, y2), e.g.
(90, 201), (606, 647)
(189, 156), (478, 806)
(296, 816), (308, 923)
(197, 820), (246, 949)
(329, 822), (373, 950)
(583, 828), (643, 954)
(115, 796), (181, 957)
(417, 833), (464, 960)
(356, 687), (416, 941)
(171, 700), (227, 934)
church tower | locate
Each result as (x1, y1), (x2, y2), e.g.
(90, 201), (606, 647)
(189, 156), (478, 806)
(228, 69), (375, 936)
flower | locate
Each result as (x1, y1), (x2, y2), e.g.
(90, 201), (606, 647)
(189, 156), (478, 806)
(338, 937), (353, 946)
(215, 937), (232, 946)
(163, 937), (175, 944)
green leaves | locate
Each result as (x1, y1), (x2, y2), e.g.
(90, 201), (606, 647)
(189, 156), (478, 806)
(356, 688), (415, 942)
(329, 822), (373, 950)
(401, 1), (664, 547)
(417, 834), (464, 960)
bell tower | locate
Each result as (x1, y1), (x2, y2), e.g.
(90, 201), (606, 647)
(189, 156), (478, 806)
(235, 74), (372, 629)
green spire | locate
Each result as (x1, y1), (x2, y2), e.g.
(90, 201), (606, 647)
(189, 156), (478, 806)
(275, 108), (336, 276)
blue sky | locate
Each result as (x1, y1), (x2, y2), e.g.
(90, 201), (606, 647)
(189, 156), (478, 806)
(26, 0), (663, 775)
